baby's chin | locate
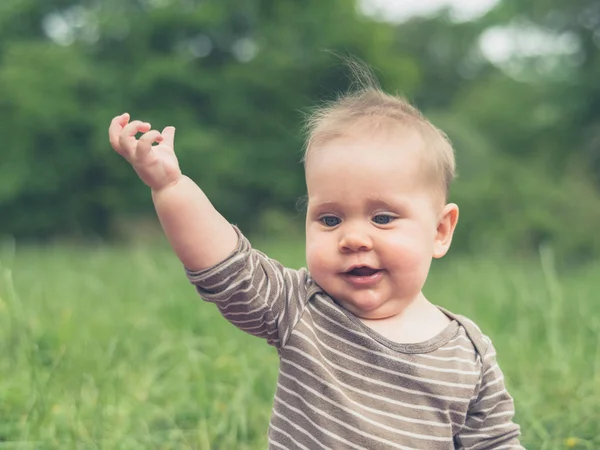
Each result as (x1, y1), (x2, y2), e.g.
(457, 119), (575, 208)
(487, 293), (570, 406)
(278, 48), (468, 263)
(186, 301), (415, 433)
(333, 295), (400, 320)
(337, 289), (430, 321)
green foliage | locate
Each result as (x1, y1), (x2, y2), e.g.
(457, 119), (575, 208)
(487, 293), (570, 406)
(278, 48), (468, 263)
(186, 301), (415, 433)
(0, 0), (599, 259)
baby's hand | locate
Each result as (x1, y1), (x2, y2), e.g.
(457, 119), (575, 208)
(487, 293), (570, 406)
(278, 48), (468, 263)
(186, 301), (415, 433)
(109, 113), (182, 191)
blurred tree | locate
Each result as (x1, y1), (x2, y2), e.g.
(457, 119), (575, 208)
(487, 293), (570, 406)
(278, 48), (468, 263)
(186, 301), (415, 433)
(0, 0), (420, 239)
(0, 0), (598, 259)
(483, 0), (600, 179)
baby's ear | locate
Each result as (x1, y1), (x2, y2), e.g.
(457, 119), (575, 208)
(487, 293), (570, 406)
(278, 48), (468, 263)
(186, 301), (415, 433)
(433, 203), (459, 259)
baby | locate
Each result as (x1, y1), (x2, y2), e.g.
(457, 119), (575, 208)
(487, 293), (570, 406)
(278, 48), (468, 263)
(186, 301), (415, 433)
(109, 70), (523, 449)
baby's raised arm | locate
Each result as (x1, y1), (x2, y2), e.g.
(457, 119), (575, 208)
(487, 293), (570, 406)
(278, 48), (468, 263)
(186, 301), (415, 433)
(108, 113), (238, 270)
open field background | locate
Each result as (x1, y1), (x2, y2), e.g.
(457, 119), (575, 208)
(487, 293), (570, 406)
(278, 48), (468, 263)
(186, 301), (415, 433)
(1, 236), (599, 449)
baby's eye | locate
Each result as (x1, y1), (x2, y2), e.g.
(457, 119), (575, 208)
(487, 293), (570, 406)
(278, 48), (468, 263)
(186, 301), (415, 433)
(320, 216), (341, 227)
(372, 214), (395, 225)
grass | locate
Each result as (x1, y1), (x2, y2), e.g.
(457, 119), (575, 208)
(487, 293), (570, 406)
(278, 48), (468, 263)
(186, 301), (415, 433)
(0, 234), (599, 449)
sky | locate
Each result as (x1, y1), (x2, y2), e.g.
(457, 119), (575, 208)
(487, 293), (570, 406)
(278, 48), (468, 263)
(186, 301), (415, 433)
(359, 0), (501, 23)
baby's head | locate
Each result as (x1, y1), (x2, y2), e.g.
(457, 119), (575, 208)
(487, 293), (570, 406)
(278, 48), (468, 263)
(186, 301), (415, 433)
(303, 79), (456, 203)
(302, 68), (459, 319)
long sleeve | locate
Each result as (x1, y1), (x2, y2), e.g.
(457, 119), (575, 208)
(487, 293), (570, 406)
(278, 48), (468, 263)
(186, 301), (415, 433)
(455, 341), (524, 449)
(185, 227), (310, 348)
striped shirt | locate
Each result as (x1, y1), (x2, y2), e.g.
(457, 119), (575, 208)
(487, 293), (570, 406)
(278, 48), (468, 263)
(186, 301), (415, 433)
(187, 228), (523, 449)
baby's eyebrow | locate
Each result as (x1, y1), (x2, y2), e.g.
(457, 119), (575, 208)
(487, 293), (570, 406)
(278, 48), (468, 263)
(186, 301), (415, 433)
(308, 198), (407, 214)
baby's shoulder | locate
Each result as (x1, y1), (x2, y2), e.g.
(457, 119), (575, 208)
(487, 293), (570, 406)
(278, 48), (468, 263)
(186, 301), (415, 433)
(438, 307), (492, 358)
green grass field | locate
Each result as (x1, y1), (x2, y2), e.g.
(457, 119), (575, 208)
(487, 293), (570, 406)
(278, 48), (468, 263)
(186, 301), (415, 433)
(0, 235), (599, 449)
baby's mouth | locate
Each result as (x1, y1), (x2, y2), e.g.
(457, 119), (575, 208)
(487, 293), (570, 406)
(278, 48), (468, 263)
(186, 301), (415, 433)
(345, 266), (380, 277)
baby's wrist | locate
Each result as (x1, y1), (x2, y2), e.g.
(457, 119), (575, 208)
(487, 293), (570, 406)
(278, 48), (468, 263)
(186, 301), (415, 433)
(150, 174), (184, 195)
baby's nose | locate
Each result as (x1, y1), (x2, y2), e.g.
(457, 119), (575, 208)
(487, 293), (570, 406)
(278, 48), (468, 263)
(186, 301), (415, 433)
(339, 229), (373, 252)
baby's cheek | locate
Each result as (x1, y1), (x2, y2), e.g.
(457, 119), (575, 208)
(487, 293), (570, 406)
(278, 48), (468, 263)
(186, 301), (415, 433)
(386, 234), (431, 270)
(306, 241), (326, 273)
(307, 242), (337, 286)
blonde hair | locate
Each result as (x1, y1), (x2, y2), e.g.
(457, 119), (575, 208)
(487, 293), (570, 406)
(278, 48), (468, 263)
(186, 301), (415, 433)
(303, 61), (456, 200)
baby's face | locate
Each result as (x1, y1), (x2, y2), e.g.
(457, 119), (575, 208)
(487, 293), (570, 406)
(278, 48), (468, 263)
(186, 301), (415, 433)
(304, 129), (445, 319)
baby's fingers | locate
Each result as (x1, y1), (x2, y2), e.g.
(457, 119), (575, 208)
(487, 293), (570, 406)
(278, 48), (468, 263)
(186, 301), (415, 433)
(108, 113), (130, 151)
(136, 130), (163, 161)
(118, 120), (152, 158)
(160, 126), (176, 149)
